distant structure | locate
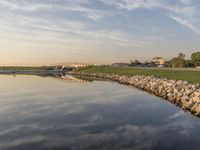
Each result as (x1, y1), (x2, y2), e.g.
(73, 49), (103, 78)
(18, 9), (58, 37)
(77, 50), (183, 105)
(52, 62), (93, 71)
(57, 62), (91, 68)
(151, 57), (167, 67)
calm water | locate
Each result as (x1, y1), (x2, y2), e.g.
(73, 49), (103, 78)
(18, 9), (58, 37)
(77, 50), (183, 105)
(0, 75), (200, 150)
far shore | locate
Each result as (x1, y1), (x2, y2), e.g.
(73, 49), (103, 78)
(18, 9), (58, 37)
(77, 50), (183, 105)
(0, 66), (72, 75)
(0, 70), (62, 74)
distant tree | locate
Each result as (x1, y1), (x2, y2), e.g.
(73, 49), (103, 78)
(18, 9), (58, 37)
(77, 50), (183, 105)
(170, 57), (187, 68)
(130, 60), (141, 67)
(191, 52), (200, 67)
(170, 53), (188, 68)
(164, 61), (172, 67)
(185, 59), (194, 68)
(178, 52), (185, 59)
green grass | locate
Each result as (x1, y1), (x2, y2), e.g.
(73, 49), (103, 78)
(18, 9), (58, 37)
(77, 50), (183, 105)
(75, 66), (200, 84)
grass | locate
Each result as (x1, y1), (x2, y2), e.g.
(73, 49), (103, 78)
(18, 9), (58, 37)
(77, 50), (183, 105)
(75, 66), (200, 84)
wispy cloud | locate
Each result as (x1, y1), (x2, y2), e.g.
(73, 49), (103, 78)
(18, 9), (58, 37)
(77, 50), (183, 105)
(0, 0), (199, 64)
(101, 0), (200, 35)
(101, 0), (161, 10)
(169, 15), (200, 34)
(100, 0), (195, 15)
(0, 0), (52, 12)
(180, 0), (193, 5)
(0, 0), (108, 21)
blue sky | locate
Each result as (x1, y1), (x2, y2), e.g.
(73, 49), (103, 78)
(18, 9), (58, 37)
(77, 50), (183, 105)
(0, 0), (200, 65)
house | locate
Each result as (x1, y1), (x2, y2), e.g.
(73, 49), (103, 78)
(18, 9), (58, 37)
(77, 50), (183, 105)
(152, 57), (167, 67)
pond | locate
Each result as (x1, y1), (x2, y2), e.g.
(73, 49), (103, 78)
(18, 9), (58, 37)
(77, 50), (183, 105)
(0, 75), (200, 150)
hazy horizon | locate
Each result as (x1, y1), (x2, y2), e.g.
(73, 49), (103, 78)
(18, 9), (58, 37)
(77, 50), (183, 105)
(0, 0), (200, 66)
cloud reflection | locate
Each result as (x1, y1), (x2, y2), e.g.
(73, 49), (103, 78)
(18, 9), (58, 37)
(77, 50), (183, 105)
(0, 75), (200, 150)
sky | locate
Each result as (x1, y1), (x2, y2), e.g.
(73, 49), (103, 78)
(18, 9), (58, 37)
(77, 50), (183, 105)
(0, 0), (200, 66)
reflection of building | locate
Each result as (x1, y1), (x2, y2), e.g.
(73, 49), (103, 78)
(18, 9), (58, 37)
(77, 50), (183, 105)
(52, 75), (89, 83)
(152, 57), (167, 66)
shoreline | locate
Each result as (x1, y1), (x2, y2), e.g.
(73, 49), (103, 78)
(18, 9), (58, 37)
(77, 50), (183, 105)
(69, 71), (200, 117)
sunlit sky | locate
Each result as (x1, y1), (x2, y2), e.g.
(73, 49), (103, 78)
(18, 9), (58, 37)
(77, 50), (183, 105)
(0, 0), (200, 65)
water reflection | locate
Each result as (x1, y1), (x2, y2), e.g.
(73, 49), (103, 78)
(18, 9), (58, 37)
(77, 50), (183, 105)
(0, 75), (200, 150)
(9, 74), (92, 83)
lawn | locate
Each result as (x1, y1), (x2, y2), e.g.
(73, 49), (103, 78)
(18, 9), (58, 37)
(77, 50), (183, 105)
(75, 66), (200, 84)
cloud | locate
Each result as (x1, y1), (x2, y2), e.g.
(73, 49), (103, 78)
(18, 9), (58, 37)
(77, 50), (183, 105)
(0, 0), (52, 12)
(100, 0), (200, 36)
(0, 0), (108, 21)
(0, 0), (168, 48)
(101, 0), (161, 10)
(86, 13), (105, 21)
(0, 10), (147, 49)
(100, 0), (195, 15)
(169, 15), (200, 34)
(180, 0), (193, 5)
(0, 0), (199, 65)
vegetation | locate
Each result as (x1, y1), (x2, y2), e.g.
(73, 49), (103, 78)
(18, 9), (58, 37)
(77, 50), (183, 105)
(185, 59), (194, 67)
(191, 52), (200, 67)
(75, 66), (200, 84)
(170, 53), (187, 68)
(169, 52), (200, 68)
(170, 57), (187, 68)
(130, 60), (141, 67)
(129, 52), (200, 68)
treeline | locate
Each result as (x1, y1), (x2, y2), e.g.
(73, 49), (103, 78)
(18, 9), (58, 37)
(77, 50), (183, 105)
(170, 52), (200, 68)
(130, 52), (200, 68)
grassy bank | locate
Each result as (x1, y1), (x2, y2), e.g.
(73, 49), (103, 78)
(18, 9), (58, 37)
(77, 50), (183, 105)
(75, 66), (200, 84)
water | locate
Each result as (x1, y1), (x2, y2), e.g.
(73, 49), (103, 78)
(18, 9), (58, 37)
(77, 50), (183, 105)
(0, 75), (200, 150)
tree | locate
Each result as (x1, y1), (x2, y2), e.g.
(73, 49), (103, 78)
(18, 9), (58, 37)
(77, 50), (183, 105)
(185, 59), (194, 68)
(191, 52), (200, 67)
(178, 52), (185, 59)
(170, 53), (187, 68)
(170, 57), (187, 68)
(130, 60), (141, 67)
(164, 61), (172, 67)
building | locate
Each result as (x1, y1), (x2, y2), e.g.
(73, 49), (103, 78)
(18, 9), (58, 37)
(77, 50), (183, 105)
(152, 57), (167, 66)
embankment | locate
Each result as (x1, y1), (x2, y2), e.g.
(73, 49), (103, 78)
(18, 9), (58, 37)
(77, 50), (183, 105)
(69, 71), (200, 117)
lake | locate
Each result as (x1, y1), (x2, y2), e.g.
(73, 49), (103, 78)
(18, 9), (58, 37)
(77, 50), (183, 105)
(0, 75), (200, 150)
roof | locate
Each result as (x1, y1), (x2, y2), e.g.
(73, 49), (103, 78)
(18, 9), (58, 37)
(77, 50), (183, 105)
(152, 57), (166, 62)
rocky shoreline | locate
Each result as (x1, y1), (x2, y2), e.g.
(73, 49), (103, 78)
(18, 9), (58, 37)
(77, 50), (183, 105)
(69, 71), (200, 117)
